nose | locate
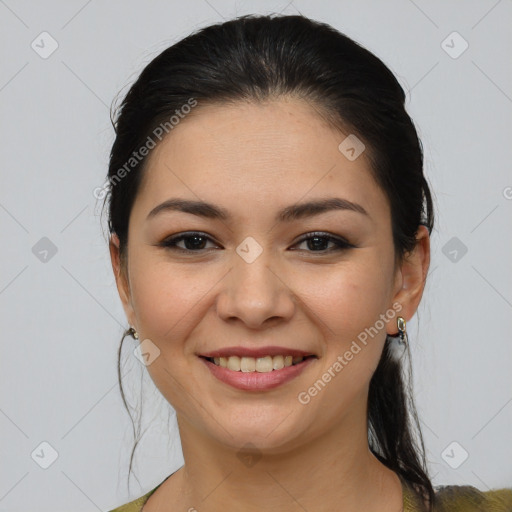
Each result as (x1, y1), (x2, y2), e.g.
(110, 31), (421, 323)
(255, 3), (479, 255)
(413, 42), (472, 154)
(215, 249), (296, 329)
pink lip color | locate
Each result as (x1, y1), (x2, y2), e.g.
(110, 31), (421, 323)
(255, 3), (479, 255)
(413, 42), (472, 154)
(200, 356), (316, 391)
(199, 346), (315, 359)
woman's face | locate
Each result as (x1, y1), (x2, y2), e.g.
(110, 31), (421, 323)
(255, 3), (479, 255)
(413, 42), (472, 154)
(111, 96), (428, 453)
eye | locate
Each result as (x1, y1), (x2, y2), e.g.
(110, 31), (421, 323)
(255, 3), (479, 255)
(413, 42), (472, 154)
(159, 231), (353, 254)
(159, 232), (219, 253)
(291, 232), (354, 253)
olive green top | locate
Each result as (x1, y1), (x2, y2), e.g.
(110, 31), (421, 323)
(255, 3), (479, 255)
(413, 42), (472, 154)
(109, 473), (512, 512)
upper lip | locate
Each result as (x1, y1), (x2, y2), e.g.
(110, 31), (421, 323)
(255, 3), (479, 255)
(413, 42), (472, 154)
(199, 346), (317, 359)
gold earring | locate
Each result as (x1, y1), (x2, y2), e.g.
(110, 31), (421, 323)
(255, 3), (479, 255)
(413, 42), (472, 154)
(394, 316), (407, 345)
(127, 327), (139, 340)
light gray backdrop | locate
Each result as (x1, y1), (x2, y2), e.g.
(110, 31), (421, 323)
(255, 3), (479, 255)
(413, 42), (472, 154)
(1, 1), (511, 511)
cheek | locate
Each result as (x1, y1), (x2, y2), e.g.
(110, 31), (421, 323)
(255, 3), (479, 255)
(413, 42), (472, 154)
(128, 258), (210, 347)
(291, 264), (391, 423)
(296, 255), (394, 400)
(127, 260), (211, 410)
(296, 257), (392, 346)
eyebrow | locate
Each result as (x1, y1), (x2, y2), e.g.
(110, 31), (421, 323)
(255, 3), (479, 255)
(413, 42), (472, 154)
(146, 197), (369, 223)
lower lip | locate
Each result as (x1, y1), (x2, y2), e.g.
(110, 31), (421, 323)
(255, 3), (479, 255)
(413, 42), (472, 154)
(200, 357), (316, 391)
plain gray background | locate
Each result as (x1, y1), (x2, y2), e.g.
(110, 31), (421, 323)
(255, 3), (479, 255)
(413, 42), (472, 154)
(1, 0), (511, 510)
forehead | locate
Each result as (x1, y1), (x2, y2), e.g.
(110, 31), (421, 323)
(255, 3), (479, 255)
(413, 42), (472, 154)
(132, 97), (390, 226)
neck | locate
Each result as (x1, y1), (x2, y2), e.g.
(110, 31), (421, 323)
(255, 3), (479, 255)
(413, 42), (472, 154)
(173, 404), (402, 512)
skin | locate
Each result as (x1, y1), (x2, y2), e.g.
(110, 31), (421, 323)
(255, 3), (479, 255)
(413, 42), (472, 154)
(110, 96), (430, 512)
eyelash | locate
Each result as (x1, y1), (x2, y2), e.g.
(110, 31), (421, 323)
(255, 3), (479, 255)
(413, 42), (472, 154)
(159, 231), (354, 254)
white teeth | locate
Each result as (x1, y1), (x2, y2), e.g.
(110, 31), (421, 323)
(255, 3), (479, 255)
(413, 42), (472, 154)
(210, 354), (307, 372)
(227, 356), (241, 371)
(240, 357), (256, 372)
(256, 356), (272, 372)
(273, 355), (284, 370)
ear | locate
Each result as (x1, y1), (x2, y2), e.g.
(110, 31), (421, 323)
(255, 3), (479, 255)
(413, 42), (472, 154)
(109, 233), (137, 330)
(386, 225), (430, 335)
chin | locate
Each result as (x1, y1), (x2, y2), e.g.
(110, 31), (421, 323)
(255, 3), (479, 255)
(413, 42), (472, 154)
(206, 409), (309, 454)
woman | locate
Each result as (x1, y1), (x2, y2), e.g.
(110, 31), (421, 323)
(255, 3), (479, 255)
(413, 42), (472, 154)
(104, 14), (512, 512)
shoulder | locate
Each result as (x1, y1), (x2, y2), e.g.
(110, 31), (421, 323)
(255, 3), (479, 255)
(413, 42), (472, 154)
(433, 484), (512, 511)
(402, 480), (512, 511)
(107, 471), (177, 512)
(109, 479), (512, 512)
(107, 488), (156, 512)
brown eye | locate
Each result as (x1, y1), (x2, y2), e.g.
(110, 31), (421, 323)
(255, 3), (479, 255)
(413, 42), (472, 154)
(160, 232), (219, 252)
(159, 231), (354, 255)
(292, 232), (354, 253)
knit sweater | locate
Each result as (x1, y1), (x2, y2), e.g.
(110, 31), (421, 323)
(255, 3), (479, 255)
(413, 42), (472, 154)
(108, 474), (512, 511)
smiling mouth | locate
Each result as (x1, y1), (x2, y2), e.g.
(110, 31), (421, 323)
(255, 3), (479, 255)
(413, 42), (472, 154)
(200, 354), (317, 373)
